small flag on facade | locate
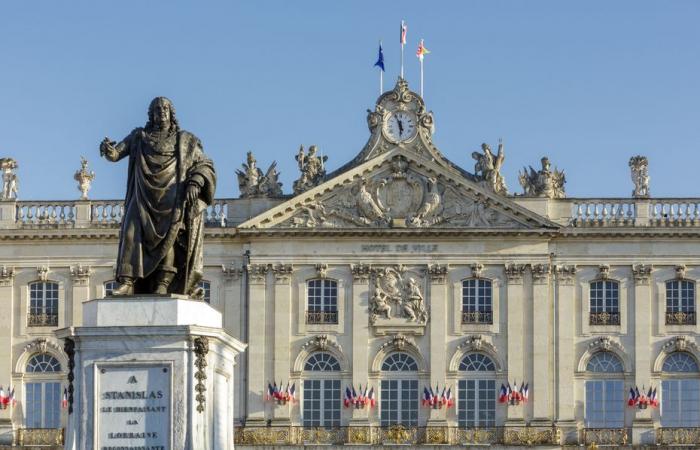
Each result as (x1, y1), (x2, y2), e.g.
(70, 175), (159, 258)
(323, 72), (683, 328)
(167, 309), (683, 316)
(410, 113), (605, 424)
(62, 388), (68, 409)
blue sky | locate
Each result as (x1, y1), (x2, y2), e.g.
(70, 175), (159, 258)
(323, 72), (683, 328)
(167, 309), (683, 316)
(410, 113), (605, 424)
(1, 1), (699, 200)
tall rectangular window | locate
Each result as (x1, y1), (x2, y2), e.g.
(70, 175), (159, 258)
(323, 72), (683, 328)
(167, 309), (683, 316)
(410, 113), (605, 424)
(661, 379), (700, 427)
(302, 379), (340, 428)
(589, 280), (620, 325)
(25, 382), (61, 428)
(666, 280), (696, 325)
(28, 282), (59, 327)
(462, 279), (492, 324)
(306, 279), (338, 324)
(380, 380), (418, 426)
(458, 379), (495, 427)
(585, 380), (624, 427)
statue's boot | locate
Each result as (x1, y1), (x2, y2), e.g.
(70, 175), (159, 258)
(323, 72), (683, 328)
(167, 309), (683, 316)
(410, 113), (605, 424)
(112, 278), (134, 296)
(154, 269), (176, 295)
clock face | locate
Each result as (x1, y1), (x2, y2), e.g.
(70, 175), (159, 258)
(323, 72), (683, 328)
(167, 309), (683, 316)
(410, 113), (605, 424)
(384, 111), (417, 142)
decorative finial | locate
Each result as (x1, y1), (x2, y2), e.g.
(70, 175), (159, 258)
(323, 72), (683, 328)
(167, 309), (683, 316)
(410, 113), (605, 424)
(629, 155), (650, 198)
(74, 156), (95, 200)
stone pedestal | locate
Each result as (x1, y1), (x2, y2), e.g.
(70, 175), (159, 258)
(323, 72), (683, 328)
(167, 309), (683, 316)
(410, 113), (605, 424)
(57, 295), (246, 450)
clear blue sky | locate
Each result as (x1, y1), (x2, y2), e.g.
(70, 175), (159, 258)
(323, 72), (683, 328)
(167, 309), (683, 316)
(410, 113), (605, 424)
(1, 1), (698, 200)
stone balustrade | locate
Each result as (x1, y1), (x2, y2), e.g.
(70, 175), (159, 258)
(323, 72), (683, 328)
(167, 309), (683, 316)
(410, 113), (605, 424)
(16, 202), (76, 226)
(649, 199), (700, 226)
(570, 199), (636, 227)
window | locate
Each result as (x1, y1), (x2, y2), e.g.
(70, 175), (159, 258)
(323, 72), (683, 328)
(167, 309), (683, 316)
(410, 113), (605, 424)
(302, 352), (340, 428)
(458, 353), (496, 428)
(589, 280), (620, 325)
(28, 282), (59, 327)
(380, 352), (418, 426)
(25, 353), (62, 429)
(104, 280), (117, 296)
(198, 280), (211, 303)
(666, 280), (696, 325)
(306, 279), (338, 324)
(584, 352), (624, 428)
(661, 352), (700, 427)
(462, 279), (492, 324)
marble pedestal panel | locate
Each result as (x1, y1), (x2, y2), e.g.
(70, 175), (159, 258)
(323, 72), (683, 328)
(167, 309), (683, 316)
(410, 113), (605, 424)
(57, 296), (246, 450)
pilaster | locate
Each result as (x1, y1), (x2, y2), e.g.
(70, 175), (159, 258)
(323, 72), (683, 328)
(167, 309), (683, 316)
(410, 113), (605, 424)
(554, 265), (577, 441)
(0, 266), (14, 435)
(427, 264), (448, 425)
(271, 264), (293, 424)
(70, 264), (92, 326)
(531, 263), (552, 425)
(245, 263), (269, 424)
(350, 263), (371, 424)
(632, 264), (654, 445)
(504, 263), (526, 424)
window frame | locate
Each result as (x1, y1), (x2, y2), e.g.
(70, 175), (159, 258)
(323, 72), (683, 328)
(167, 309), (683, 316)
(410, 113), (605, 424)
(665, 279), (696, 325)
(457, 353), (496, 428)
(589, 279), (620, 326)
(379, 352), (419, 427)
(584, 351), (625, 428)
(27, 281), (59, 328)
(305, 278), (339, 325)
(661, 352), (700, 427)
(461, 278), (493, 325)
(301, 352), (341, 429)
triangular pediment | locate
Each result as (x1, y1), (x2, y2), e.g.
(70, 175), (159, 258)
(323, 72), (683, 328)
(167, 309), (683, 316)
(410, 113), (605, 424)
(239, 149), (557, 231)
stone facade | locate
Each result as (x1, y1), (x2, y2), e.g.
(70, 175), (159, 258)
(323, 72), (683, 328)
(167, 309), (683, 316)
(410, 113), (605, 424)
(1, 80), (699, 448)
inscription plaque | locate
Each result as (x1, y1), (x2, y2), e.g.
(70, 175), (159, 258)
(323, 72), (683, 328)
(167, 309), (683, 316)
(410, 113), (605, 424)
(96, 363), (172, 450)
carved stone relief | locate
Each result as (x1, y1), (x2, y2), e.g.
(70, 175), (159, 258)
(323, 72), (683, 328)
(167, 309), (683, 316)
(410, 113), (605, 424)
(280, 157), (525, 229)
(369, 265), (428, 325)
(518, 156), (566, 199)
(0, 265), (15, 287)
(632, 264), (652, 285)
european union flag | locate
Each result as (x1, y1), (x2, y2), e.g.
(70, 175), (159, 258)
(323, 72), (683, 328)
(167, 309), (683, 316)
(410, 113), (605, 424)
(374, 43), (385, 72)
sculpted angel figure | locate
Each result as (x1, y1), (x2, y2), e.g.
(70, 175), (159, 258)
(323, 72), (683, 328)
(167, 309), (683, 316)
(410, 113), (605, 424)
(472, 140), (507, 195)
(100, 97), (216, 297)
(293, 145), (328, 194)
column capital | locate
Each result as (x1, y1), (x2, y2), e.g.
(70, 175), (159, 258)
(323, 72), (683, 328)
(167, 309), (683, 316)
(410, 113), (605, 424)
(221, 263), (243, 282)
(555, 265), (577, 286)
(0, 265), (15, 287)
(70, 264), (92, 286)
(271, 264), (293, 284)
(504, 263), (527, 285)
(427, 264), (448, 284)
(531, 263), (551, 285)
(632, 264), (652, 285)
(246, 264), (269, 285)
(350, 263), (372, 284)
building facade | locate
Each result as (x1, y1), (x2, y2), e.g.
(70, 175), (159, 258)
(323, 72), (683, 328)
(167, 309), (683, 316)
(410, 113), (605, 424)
(1, 79), (700, 448)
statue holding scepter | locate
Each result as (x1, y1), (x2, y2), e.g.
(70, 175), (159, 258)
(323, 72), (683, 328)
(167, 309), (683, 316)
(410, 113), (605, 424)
(100, 97), (216, 298)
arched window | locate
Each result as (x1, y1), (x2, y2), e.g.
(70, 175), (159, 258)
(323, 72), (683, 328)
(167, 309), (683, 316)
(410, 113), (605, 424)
(584, 352), (624, 428)
(380, 352), (418, 426)
(462, 279), (492, 324)
(28, 281), (59, 327)
(661, 352), (700, 427)
(25, 353), (62, 429)
(303, 352), (340, 428)
(306, 279), (338, 324)
(104, 280), (117, 297)
(198, 280), (211, 303)
(666, 280), (696, 325)
(458, 353), (496, 428)
(589, 280), (620, 325)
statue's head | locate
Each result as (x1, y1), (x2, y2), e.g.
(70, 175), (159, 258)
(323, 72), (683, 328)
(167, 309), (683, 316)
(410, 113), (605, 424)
(146, 97), (179, 132)
(308, 145), (317, 156)
(481, 143), (490, 152)
(541, 157), (551, 172)
(246, 151), (256, 167)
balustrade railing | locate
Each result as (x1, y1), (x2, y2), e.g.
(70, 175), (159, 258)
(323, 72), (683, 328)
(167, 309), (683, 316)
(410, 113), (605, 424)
(205, 200), (228, 226)
(581, 428), (628, 446)
(665, 310), (696, 325)
(16, 202), (75, 226)
(234, 426), (558, 446)
(657, 427), (700, 446)
(461, 310), (493, 324)
(90, 200), (123, 225)
(306, 310), (338, 324)
(649, 200), (700, 226)
(589, 311), (621, 326)
(27, 313), (58, 327)
(570, 200), (636, 227)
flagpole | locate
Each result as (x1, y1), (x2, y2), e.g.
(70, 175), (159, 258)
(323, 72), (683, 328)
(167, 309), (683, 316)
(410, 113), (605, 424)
(380, 70), (383, 95)
(420, 57), (424, 98)
(401, 43), (404, 79)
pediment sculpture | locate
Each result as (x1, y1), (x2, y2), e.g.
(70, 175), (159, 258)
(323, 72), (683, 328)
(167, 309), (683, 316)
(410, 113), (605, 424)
(236, 151), (283, 198)
(293, 145), (327, 194)
(279, 157), (524, 229)
(518, 156), (566, 199)
(472, 140), (507, 195)
(369, 265), (428, 325)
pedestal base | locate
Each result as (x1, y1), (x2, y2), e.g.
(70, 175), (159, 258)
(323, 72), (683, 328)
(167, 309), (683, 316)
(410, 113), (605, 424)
(57, 296), (246, 450)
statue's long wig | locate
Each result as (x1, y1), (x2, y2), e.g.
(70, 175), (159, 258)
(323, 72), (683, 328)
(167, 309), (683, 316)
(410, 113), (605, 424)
(145, 96), (180, 133)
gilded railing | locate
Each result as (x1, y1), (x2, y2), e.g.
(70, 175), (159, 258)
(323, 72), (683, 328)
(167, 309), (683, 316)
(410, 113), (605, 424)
(305, 310), (338, 324)
(17, 428), (64, 446)
(234, 425), (558, 446)
(461, 310), (493, 324)
(589, 311), (620, 326)
(581, 428), (628, 446)
(656, 427), (700, 446)
(27, 313), (58, 327)
(666, 310), (696, 325)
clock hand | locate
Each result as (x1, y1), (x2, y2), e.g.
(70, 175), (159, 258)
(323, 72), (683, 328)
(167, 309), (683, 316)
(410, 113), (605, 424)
(397, 119), (404, 136)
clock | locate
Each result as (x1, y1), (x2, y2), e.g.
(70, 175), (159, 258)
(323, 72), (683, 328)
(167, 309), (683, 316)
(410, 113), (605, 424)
(383, 111), (417, 142)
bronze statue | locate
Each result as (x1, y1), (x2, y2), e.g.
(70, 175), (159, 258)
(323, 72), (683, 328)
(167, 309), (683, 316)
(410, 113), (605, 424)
(100, 97), (216, 297)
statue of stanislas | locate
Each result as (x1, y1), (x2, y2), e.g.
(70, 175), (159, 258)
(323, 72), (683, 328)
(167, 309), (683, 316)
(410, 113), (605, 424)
(100, 97), (216, 298)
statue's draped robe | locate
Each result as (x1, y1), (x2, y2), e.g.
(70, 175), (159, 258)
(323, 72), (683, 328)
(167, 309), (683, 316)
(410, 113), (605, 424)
(109, 127), (216, 295)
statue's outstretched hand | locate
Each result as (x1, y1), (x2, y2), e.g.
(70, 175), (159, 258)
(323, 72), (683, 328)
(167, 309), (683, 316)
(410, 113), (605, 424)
(100, 137), (118, 160)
